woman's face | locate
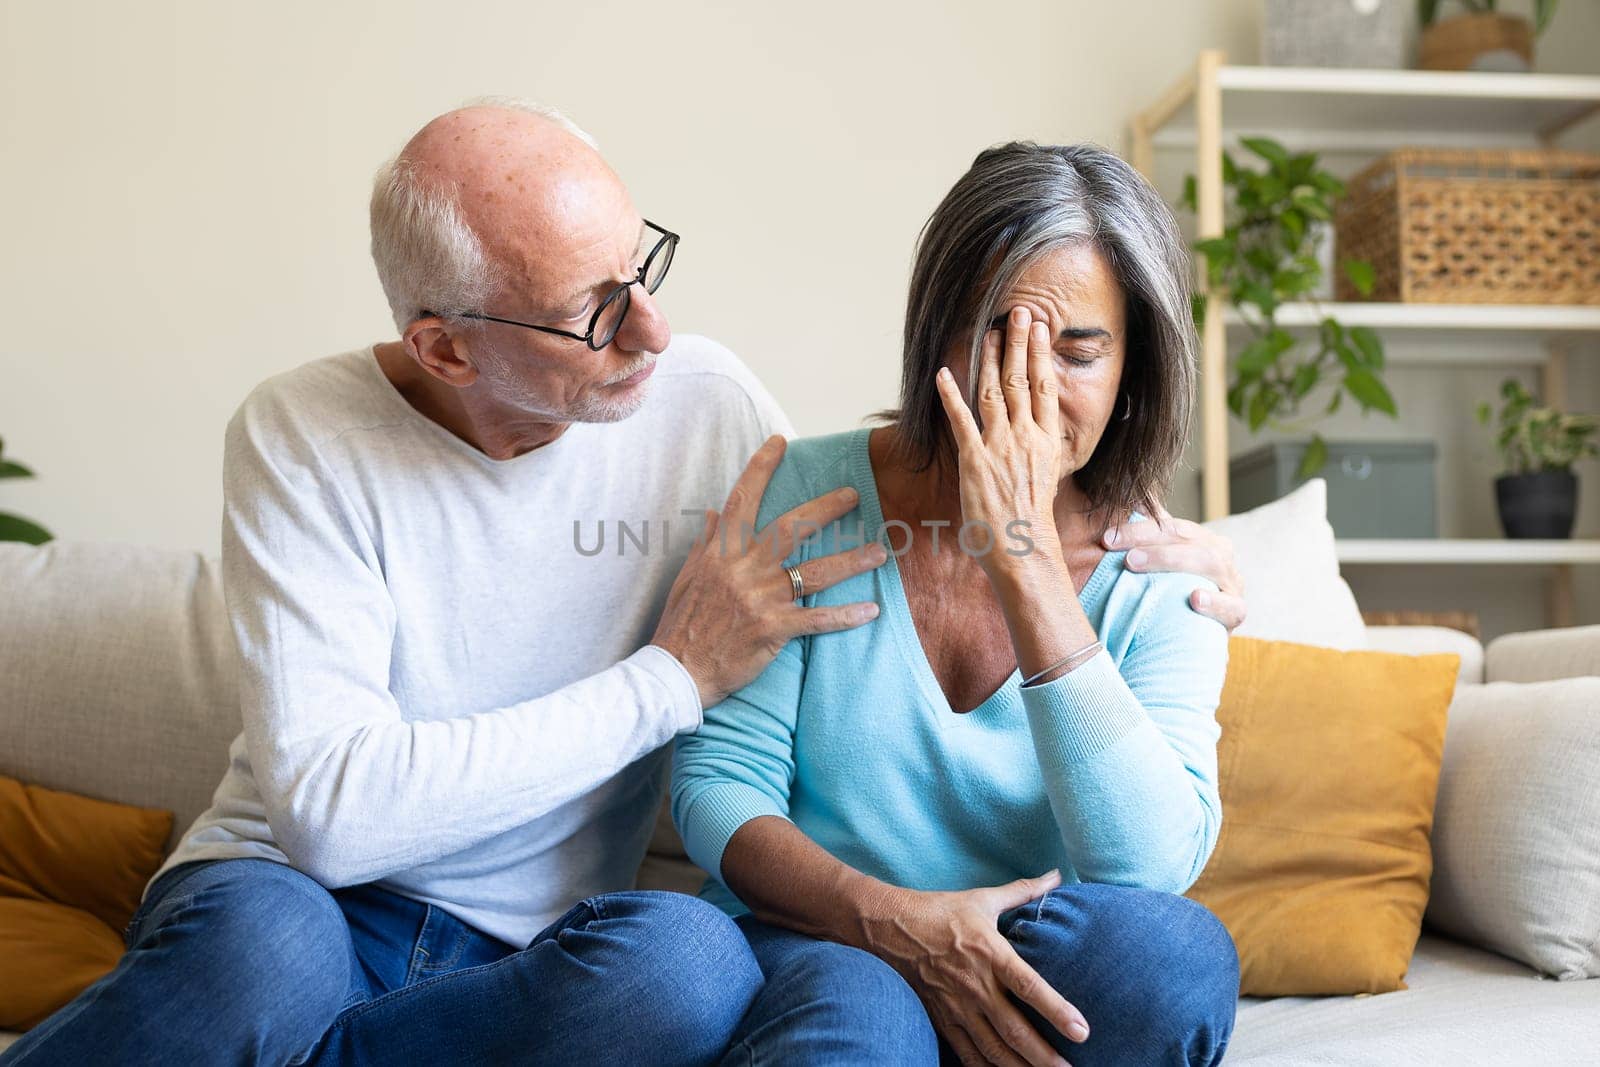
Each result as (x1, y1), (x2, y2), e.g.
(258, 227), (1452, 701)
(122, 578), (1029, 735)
(950, 242), (1128, 480)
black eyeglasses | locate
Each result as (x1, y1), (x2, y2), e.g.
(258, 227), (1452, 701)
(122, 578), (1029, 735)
(424, 220), (678, 351)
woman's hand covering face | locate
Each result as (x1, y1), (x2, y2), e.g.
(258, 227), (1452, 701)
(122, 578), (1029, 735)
(935, 305), (1068, 569)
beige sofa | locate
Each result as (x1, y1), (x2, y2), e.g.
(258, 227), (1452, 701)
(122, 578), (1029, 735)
(3, 539), (1598, 1063)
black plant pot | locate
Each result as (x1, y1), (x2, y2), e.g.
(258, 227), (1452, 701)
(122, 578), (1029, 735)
(1495, 471), (1578, 539)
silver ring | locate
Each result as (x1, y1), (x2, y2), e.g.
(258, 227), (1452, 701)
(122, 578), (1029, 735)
(784, 564), (805, 602)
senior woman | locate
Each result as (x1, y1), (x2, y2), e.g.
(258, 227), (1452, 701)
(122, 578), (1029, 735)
(673, 141), (1239, 1067)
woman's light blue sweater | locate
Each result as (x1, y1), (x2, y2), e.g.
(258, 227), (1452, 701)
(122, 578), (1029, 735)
(671, 428), (1229, 915)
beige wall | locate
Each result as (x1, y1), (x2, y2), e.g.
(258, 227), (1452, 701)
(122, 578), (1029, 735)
(3, 0), (1598, 631)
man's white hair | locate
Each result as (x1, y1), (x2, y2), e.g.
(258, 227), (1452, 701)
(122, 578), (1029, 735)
(369, 98), (599, 333)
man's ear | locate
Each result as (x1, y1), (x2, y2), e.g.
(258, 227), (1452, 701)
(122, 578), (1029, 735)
(402, 317), (480, 388)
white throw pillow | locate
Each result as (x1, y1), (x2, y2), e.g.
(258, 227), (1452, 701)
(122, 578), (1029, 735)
(1424, 678), (1600, 979)
(1201, 478), (1367, 649)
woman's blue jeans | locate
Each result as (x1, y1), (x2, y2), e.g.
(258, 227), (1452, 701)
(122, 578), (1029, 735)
(723, 882), (1239, 1066)
(1, 858), (763, 1066)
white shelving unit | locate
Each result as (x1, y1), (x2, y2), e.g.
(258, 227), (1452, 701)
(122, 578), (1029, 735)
(1129, 52), (1600, 626)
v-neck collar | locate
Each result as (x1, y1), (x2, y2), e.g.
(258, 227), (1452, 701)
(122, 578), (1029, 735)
(847, 427), (1122, 722)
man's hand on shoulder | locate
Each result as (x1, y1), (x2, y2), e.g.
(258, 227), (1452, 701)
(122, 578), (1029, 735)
(651, 436), (888, 709)
(1102, 505), (1247, 633)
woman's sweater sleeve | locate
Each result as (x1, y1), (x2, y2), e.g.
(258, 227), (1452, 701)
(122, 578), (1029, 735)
(1019, 572), (1230, 894)
(670, 640), (806, 882)
(670, 454), (815, 883)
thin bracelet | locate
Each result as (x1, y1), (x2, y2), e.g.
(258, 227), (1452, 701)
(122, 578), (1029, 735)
(1020, 639), (1104, 688)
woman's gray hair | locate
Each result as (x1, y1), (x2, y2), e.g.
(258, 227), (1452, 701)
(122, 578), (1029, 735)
(369, 98), (597, 332)
(884, 141), (1197, 530)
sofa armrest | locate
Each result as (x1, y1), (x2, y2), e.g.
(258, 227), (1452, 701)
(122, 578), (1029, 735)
(1485, 624), (1600, 684)
(1363, 625), (1484, 686)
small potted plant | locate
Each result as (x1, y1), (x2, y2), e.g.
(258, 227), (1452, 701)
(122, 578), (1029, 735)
(1183, 137), (1394, 481)
(1477, 378), (1599, 539)
(1417, 0), (1558, 72)
(0, 435), (53, 544)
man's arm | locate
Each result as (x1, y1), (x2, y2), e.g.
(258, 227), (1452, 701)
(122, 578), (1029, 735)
(226, 391), (878, 888)
(225, 400), (705, 887)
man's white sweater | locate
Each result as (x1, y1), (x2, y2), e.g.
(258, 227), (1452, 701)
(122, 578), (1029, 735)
(155, 335), (790, 946)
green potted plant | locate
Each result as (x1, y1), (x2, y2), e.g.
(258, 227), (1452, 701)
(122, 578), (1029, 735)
(1183, 137), (1395, 480)
(0, 436), (52, 544)
(1417, 0), (1559, 71)
(1476, 378), (1598, 539)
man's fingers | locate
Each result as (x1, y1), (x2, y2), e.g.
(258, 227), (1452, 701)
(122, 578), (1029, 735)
(1122, 542), (1222, 583)
(1103, 514), (1201, 550)
(793, 601), (881, 637)
(764, 487), (861, 560)
(996, 948), (1088, 1050)
(794, 543), (888, 597)
(1001, 307), (1034, 425)
(936, 366), (983, 453)
(1192, 588), (1248, 632)
(721, 436), (788, 531)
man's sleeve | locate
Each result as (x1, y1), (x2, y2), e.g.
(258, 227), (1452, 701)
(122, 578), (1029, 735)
(224, 390), (701, 888)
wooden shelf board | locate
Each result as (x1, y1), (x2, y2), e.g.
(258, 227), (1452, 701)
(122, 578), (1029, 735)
(1337, 539), (1600, 564)
(1224, 303), (1600, 333)
(1146, 65), (1600, 144)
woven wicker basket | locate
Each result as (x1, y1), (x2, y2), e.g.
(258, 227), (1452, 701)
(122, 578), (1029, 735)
(1334, 149), (1600, 305)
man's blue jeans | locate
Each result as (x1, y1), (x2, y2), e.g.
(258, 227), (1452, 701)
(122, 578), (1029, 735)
(723, 882), (1239, 1066)
(2, 858), (763, 1066)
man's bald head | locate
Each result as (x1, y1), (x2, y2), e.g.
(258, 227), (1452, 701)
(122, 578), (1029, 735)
(369, 98), (670, 437)
(370, 98), (635, 333)
(397, 104), (630, 307)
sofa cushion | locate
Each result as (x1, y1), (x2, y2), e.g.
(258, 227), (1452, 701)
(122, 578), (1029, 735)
(1228, 933), (1600, 1065)
(1184, 637), (1459, 995)
(0, 899), (125, 1031)
(1363, 624), (1484, 686)
(1424, 677), (1600, 980)
(1486, 623), (1600, 683)
(1201, 479), (1367, 650)
(0, 542), (239, 853)
(0, 776), (171, 1030)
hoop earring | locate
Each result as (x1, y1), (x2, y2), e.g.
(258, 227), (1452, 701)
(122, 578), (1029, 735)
(1120, 393), (1133, 422)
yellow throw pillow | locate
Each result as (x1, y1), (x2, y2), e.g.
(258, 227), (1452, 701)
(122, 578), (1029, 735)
(1183, 637), (1459, 997)
(0, 776), (172, 1030)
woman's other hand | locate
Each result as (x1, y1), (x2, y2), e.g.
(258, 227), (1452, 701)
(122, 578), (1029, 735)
(859, 870), (1088, 1067)
(935, 306), (1065, 572)
(1101, 507), (1247, 632)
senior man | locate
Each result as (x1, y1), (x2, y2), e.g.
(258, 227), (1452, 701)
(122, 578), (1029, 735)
(4, 99), (1246, 1066)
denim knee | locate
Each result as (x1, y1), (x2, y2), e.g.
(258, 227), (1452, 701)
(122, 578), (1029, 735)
(769, 937), (936, 1057)
(166, 861), (353, 1030)
(1004, 883), (1238, 1066)
(732, 919), (937, 1065)
(578, 891), (763, 1062)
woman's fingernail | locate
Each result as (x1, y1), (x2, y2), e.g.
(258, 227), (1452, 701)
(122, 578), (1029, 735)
(1104, 528), (1120, 546)
(1194, 591), (1211, 610)
(938, 367), (952, 381)
(1011, 306), (1028, 324)
(1069, 1022), (1090, 1042)
(1127, 549), (1147, 568)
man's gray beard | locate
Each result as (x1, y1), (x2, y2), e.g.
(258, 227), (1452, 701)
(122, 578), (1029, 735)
(477, 343), (650, 424)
